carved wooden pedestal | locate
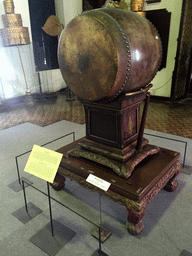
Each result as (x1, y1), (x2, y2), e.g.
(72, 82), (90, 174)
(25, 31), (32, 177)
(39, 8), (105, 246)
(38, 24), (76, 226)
(53, 139), (181, 235)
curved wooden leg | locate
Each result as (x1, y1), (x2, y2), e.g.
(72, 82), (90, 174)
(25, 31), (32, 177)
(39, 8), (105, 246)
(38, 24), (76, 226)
(126, 210), (145, 235)
(164, 170), (180, 192)
(51, 172), (66, 191)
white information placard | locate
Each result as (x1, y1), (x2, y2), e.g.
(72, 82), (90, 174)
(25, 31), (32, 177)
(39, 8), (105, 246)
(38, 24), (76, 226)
(86, 174), (111, 191)
(24, 145), (63, 183)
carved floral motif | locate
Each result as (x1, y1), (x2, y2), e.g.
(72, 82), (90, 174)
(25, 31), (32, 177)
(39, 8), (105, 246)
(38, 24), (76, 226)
(140, 161), (181, 208)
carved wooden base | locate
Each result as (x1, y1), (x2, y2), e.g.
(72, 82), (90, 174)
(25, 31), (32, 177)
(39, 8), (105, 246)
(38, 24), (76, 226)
(68, 142), (160, 179)
(55, 139), (181, 235)
(126, 219), (144, 235)
(51, 172), (65, 191)
(78, 138), (149, 162)
(125, 161), (180, 235)
(163, 169), (180, 192)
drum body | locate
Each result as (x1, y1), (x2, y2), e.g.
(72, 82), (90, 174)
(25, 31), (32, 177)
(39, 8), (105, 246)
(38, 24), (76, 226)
(58, 8), (161, 102)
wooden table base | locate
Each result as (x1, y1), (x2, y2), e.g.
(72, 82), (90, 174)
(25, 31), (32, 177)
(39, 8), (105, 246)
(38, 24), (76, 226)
(53, 139), (181, 235)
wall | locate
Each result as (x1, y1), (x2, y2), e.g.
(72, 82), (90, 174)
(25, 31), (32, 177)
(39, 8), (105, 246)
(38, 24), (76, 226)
(144, 0), (183, 97)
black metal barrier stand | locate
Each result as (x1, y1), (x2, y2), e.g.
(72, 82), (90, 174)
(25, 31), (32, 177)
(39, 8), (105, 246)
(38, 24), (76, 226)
(144, 132), (188, 168)
(97, 195), (108, 256)
(99, 195), (102, 253)
(47, 182), (54, 237)
(21, 180), (108, 256)
(15, 131), (75, 185)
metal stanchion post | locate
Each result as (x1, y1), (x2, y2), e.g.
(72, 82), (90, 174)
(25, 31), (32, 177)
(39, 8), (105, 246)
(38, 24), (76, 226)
(22, 180), (28, 213)
(47, 182), (54, 237)
(16, 157), (21, 185)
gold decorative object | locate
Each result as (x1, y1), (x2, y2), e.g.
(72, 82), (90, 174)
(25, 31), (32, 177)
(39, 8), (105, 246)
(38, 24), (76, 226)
(106, 0), (128, 9)
(146, 0), (161, 3)
(119, 0), (129, 9)
(2, 14), (22, 27)
(106, 1), (121, 9)
(131, 0), (145, 17)
(3, 27), (29, 46)
(136, 11), (146, 17)
(42, 15), (64, 36)
(131, 0), (144, 11)
(1, 0), (30, 46)
(1, 0), (30, 94)
(3, 0), (14, 14)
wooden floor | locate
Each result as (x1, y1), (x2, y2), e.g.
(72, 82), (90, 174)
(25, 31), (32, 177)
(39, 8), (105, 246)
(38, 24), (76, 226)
(0, 90), (192, 139)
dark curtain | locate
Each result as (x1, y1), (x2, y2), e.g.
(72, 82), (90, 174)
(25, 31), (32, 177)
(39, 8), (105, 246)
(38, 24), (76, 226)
(28, 0), (59, 71)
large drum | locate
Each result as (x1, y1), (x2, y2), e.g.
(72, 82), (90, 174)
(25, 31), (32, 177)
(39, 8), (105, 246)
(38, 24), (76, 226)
(58, 8), (161, 102)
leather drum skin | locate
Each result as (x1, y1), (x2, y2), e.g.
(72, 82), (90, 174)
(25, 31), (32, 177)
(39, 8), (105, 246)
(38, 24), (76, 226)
(58, 8), (162, 102)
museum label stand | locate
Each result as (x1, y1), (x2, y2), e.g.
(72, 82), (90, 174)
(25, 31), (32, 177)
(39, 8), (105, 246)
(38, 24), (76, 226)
(13, 141), (109, 256)
(8, 131), (75, 192)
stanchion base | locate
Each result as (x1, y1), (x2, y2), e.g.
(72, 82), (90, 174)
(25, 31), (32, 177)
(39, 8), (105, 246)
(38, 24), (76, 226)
(12, 202), (42, 224)
(92, 227), (112, 243)
(8, 177), (33, 192)
(180, 249), (192, 256)
(181, 165), (192, 175)
(93, 249), (109, 256)
(66, 97), (75, 101)
(29, 220), (76, 256)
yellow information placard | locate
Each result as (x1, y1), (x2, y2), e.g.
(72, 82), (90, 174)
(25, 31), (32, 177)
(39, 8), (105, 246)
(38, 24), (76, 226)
(24, 145), (63, 183)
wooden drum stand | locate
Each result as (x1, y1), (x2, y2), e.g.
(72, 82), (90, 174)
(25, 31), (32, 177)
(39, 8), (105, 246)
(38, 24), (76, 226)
(52, 85), (181, 235)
